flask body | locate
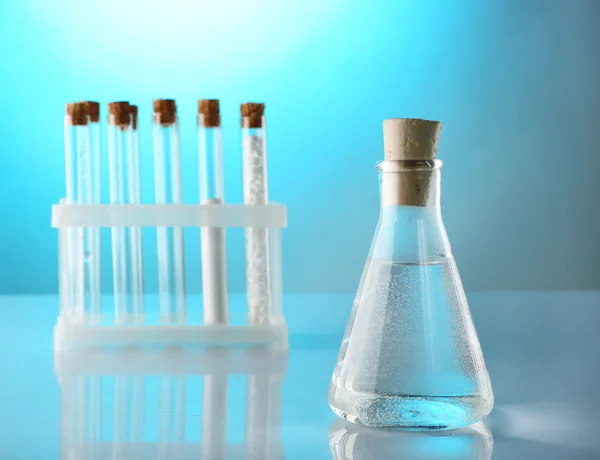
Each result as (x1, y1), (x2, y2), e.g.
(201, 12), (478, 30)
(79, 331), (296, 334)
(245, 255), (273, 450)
(329, 162), (493, 430)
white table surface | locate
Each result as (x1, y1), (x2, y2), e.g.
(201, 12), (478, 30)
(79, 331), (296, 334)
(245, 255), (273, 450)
(0, 291), (598, 459)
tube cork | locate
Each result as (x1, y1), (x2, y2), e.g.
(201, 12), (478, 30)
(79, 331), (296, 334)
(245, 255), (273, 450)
(80, 101), (100, 123)
(383, 118), (442, 160)
(153, 99), (177, 126)
(108, 101), (131, 129)
(240, 102), (265, 128)
(198, 99), (220, 128)
(65, 102), (88, 126)
(130, 104), (138, 130)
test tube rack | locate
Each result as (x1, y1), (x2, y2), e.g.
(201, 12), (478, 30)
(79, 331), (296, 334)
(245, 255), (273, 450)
(52, 202), (287, 351)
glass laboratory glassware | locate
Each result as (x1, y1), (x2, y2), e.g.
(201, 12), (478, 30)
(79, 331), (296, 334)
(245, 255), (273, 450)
(152, 99), (186, 324)
(81, 101), (103, 322)
(64, 102), (99, 324)
(198, 99), (229, 325)
(130, 105), (145, 313)
(329, 118), (493, 430)
(108, 101), (144, 324)
(241, 102), (272, 325)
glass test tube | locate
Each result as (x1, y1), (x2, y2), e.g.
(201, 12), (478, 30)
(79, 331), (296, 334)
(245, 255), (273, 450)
(64, 102), (98, 323)
(241, 103), (272, 325)
(130, 105), (145, 313)
(81, 101), (103, 323)
(152, 99), (186, 324)
(108, 102), (143, 324)
(198, 99), (229, 325)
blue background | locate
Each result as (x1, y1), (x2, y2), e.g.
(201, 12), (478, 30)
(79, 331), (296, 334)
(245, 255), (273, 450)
(0, 0), (598, 294)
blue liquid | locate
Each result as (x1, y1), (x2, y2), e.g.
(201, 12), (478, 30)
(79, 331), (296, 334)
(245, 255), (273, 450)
(329, 257), (493, 430)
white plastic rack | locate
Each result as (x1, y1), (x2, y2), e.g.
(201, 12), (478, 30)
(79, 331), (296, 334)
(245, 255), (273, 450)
(52, 202), (288, 351)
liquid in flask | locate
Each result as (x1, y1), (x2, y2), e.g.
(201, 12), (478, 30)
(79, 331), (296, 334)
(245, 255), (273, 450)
(329, 118), (493, 430)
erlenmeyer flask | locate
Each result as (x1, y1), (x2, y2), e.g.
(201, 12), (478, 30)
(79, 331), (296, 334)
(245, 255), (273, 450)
(329, 118), (493, 430)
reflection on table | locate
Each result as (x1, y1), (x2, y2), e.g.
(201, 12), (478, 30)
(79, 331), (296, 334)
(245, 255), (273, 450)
(55, 345), (287, 460)
(329, 418), (493, 460)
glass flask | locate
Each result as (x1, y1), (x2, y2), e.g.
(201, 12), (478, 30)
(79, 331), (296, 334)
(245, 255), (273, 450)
(329, 118), (493, 430)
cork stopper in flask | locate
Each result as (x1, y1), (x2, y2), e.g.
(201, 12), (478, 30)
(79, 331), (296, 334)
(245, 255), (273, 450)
(381, 118), (443, 207)
(383, 118), (442, 160)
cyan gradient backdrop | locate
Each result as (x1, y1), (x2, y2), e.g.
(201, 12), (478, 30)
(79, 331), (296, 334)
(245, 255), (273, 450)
(0, 0), (598, 294)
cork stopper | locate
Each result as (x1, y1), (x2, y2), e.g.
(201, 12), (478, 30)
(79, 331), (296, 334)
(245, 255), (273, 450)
(153, 99), (177, 126)
(80, 101), (100, 123)
(198, 99), (221, 127)
(108, 101), (131, 129)
(130, 104), (138, 130)
(383, 118), (442, 160)
(65, 102), (88, 126)
(240, 102), (265, 128)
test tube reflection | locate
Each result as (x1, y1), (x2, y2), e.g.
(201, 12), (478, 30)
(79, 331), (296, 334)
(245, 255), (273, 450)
(158, 375), (187, 458)
(201, 347), (229, 460)
(113, 376), (144, 460)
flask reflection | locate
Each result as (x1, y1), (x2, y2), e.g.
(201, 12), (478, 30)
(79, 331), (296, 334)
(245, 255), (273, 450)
(329, 418), (493, 460)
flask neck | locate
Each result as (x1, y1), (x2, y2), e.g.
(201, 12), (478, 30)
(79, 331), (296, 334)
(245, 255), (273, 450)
(378, 160), (442, 208)
(374, 160), (448, 262)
